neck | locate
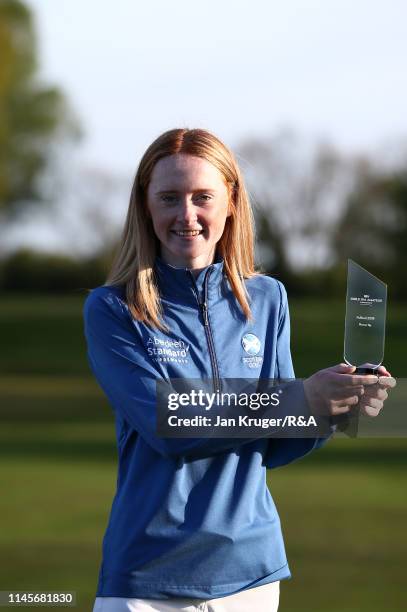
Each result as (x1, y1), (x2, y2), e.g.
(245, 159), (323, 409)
(158, 248), (218, 274)
(188, 266), (206, 278)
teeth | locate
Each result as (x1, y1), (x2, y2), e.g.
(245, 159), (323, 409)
(175, 230), (201, 236)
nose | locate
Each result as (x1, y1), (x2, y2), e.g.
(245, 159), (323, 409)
(176, 198), (198, 226)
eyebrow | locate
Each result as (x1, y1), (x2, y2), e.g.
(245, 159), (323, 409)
(154, 188), (217, 195)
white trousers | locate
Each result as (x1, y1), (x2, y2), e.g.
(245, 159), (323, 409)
(93, 580), (280, 611)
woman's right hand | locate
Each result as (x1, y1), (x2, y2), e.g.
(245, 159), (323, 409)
(303, 363), (395, 418)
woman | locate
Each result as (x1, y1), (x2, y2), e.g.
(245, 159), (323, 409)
(84, 128), (393, 612)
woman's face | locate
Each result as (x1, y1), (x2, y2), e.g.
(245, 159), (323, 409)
(146, 154), (231, 271)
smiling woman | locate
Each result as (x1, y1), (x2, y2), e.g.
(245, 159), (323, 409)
(103, 128), (256, 331)
(83, 127), (394, 612)
(146, 154), (231, 271)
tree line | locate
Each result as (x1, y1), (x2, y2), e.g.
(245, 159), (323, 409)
(1, 1), (406, 297)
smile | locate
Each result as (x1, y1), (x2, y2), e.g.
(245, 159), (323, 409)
(172, 230), (203, 237)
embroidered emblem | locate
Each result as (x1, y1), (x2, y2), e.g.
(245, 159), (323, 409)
(241, 333), (261, 356)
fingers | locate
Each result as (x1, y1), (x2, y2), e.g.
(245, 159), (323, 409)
(328, 385), (363, 400)
(330, 403), (355, 415)
(359, 384), (389, 416)
(376, 365), (391, 377)
(331, 394), (361, 415)
(331, 364), (394, 388)
(360, 403), (382, 417)
(363, 386), (388, 401)
(359, 393), (384, 416)
(329, 372), (378, 388)
(336, 395), (361, 407)
(360, 395), (384, 410)
(306, 364), (395, 419)
(332, 363), (356, 374)
(350, 374), (379, 386)
(378, 376), (397, 389)
(332, 381), (388, 417)
(332, 393), (385, 417)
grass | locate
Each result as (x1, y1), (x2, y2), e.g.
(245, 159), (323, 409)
(0, 293), (406, 611)
(1, 434), (406, 611)
(270, 442), (407, 611)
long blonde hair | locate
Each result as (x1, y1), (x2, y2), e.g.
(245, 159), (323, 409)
(105, 128), (259, 329)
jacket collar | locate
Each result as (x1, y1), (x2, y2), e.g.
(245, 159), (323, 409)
(154, 254), (225, 304)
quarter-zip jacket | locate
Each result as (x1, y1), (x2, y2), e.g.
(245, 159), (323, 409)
(83, 256), (332, 599)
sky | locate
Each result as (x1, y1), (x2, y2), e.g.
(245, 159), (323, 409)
(26, 0), (407, 174)
(5, 0), (407, 255)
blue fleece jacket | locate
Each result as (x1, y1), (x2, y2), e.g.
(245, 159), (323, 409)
(83, 256), (331, 599)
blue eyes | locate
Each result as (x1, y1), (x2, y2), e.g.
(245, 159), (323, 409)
(161, 194), (212, 204)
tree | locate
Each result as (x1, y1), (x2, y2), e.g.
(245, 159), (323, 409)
(236, 128), (352, 277)
(0, 0), (80, 222)
(333, 162), (407, 297)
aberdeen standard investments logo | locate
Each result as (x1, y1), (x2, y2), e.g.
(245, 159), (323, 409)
(146, 336), (190, 364)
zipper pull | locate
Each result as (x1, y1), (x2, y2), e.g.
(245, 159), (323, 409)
(201, 302), (209, 326)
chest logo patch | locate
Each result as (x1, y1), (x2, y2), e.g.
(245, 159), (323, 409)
(241, 333), (261, 355)
(146, 336), (190, 364)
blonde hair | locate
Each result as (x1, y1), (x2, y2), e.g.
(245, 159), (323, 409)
(105, 128), (259, 330)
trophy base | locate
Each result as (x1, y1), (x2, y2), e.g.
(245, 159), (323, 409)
(355, 366), (378, 375)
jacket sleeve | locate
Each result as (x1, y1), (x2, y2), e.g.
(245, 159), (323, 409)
(264, 281), (335, 470)
(84, 288), (293, 460)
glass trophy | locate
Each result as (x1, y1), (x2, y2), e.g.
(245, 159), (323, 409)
(334, 260), (387, 436)
(344, 259), (387, 374)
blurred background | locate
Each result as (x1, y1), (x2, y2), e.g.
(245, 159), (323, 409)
(0, 0), (406, 610)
